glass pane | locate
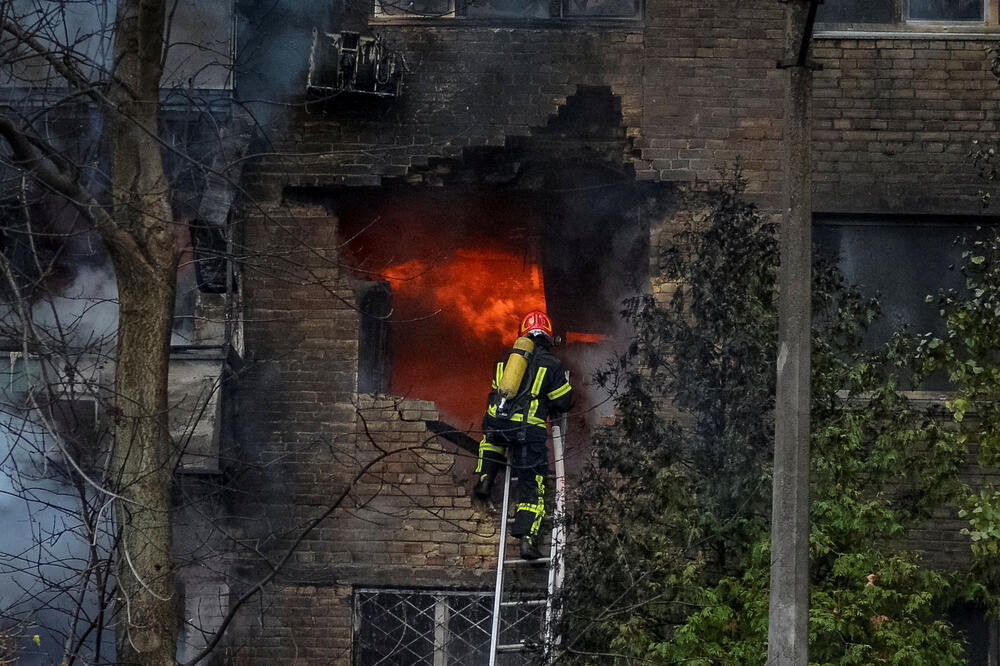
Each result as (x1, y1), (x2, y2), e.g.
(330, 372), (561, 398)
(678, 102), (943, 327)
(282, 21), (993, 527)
(465, 0), (549, 18)
(161, 0), (234, 89)
(379, 0), (452, 16)
(813, 220), (995, 388)
(564, 0), (638, 18)
(815, 0), (893, 23)
(909, 0), (983, 21)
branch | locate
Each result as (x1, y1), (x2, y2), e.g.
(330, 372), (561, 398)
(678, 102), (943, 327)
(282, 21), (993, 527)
(0, 112), (141, 262)
(0, 16), (106, 101)
(180, 443), (433, 666)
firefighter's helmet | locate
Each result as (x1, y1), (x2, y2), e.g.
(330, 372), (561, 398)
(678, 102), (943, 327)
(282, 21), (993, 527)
(519, 310), (554, 342)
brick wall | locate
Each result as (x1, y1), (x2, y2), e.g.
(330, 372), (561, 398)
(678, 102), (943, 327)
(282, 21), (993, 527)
(240, 3), (1000, 210)
(226, 204), (498, 664)
(637, 0), (785, 193)
(813, 35), (1000, 214)
(224, 4), (1000, 661)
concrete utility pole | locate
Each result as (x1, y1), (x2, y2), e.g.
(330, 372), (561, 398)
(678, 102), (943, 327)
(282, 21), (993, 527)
(769, 0), (818, 664)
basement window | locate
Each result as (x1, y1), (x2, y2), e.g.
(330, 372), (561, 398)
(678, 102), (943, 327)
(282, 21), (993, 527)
(816, 0), (993, 31)
(353, 588), (543, 665)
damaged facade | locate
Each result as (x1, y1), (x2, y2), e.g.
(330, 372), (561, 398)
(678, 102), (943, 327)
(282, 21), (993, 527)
(3, 0), (1000, 663)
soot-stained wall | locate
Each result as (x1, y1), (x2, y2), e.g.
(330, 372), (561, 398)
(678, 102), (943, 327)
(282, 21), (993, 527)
(222, 2), (1000, 662)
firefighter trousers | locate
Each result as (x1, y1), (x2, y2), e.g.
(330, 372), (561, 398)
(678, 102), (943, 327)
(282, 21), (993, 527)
(476, 433), (547, 539)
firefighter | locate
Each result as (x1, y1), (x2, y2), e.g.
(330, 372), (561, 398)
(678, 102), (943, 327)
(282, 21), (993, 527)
(474, 309), (574, 560)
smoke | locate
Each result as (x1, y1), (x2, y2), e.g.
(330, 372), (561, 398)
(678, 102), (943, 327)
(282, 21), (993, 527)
(29, 265), (119, 350)
(234, 0), (332, 124)
(0, 408), (115, 665)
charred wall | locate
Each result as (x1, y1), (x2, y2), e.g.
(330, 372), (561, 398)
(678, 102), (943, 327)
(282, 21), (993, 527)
(222, 2), (1000, 663)
(223, 203), (501, 663)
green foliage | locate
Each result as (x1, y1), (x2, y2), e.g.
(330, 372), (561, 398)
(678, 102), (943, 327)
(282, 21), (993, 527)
(920, 227), (1000, 610)
(562, 176), (977, 664)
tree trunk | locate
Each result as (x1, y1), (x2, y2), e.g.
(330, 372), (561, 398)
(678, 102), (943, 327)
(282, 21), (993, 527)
(107, 0), (178, 663)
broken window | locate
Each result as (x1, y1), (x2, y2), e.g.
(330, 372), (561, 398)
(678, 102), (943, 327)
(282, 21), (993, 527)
(356, 281), (391, 395)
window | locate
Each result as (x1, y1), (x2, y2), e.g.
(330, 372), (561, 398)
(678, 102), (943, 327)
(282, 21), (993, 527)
(353, 588), (544, 665)
(355, 281), (391, 395)
(813, 216), (996, 387)
(816, 0), (991, 29)
(909, 0), (984, 22)
(374, 0), (639, 19)
(0, 0), (233, 89)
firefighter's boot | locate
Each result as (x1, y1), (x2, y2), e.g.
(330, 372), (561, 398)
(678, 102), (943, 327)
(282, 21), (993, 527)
(519, 534), (542, 561)
(473, 473), (495, 500)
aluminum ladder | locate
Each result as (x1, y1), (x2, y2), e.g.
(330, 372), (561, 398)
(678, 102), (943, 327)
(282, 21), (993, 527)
(487, 412), (568, 666)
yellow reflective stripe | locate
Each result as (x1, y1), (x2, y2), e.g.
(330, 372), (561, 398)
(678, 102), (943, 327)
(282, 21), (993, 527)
(531, 367), (546, 396)
(527, 398), (539, 425)
(479, 439), (505, 456)
(547, 381), (571, 400)
(532, 475), (546, 535)
(493, 361), (504, 389)
(486, 405), (545, 427)
(516, 475), (547, 536)
(476, 436), (505, 473)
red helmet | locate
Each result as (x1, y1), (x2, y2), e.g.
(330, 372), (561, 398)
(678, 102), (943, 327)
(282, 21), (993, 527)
(519, 310), (554, 342)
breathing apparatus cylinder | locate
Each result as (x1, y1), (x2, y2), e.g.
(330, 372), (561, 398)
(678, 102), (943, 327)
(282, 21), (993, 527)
(495, 336), (535, 417)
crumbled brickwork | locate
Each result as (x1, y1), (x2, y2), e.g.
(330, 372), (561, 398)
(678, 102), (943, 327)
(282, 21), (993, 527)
(226, 204), (498, 663)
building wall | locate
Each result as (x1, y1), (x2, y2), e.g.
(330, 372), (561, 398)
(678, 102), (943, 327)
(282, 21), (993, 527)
(227, 3), (1000, 662)
(813, 35), (1000, 214)
(227, 204), (498, 664)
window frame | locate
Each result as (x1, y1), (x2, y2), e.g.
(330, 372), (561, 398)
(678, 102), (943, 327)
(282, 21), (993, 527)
(815, 0), (1000, 34)
(353, 587), (546, 665)
(372, 0), (641, 22)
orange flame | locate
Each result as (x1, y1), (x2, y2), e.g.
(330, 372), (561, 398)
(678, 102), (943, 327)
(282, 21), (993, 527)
(566, 332), (607, 344)
(382, 247), (547, 426)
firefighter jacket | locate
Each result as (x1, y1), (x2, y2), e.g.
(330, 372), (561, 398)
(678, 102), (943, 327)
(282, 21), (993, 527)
(483, 341), (574, 442)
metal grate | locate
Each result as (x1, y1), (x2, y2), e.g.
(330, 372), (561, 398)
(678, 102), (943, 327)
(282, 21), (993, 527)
(354, 588), (545, 666)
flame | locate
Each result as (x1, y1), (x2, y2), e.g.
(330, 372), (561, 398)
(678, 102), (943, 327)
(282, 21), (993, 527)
(566, 331), (607, 344)
(381, 247), (547, 426)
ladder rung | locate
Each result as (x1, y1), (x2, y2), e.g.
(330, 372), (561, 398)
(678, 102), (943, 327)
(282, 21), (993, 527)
(503, 557), (550, 566)
(496, 643), (527, 653)
(500, 598), (546, 608)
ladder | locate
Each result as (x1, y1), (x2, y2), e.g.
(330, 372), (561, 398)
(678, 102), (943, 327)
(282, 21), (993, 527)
(488, 413), (568, 666)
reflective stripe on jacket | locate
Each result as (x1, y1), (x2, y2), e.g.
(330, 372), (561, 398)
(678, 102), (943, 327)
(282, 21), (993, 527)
(486, 344), (574, 430)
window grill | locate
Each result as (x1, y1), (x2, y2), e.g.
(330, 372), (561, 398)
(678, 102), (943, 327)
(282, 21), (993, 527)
(354, 588), (546, 665)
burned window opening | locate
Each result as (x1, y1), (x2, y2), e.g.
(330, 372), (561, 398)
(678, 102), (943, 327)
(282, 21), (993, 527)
(356, 280), (392, 394)
(307, 31), (404, 99)
(0, 195), (104, 304)
(311, 177), (647, 433)
(190, 223), (230, 294)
